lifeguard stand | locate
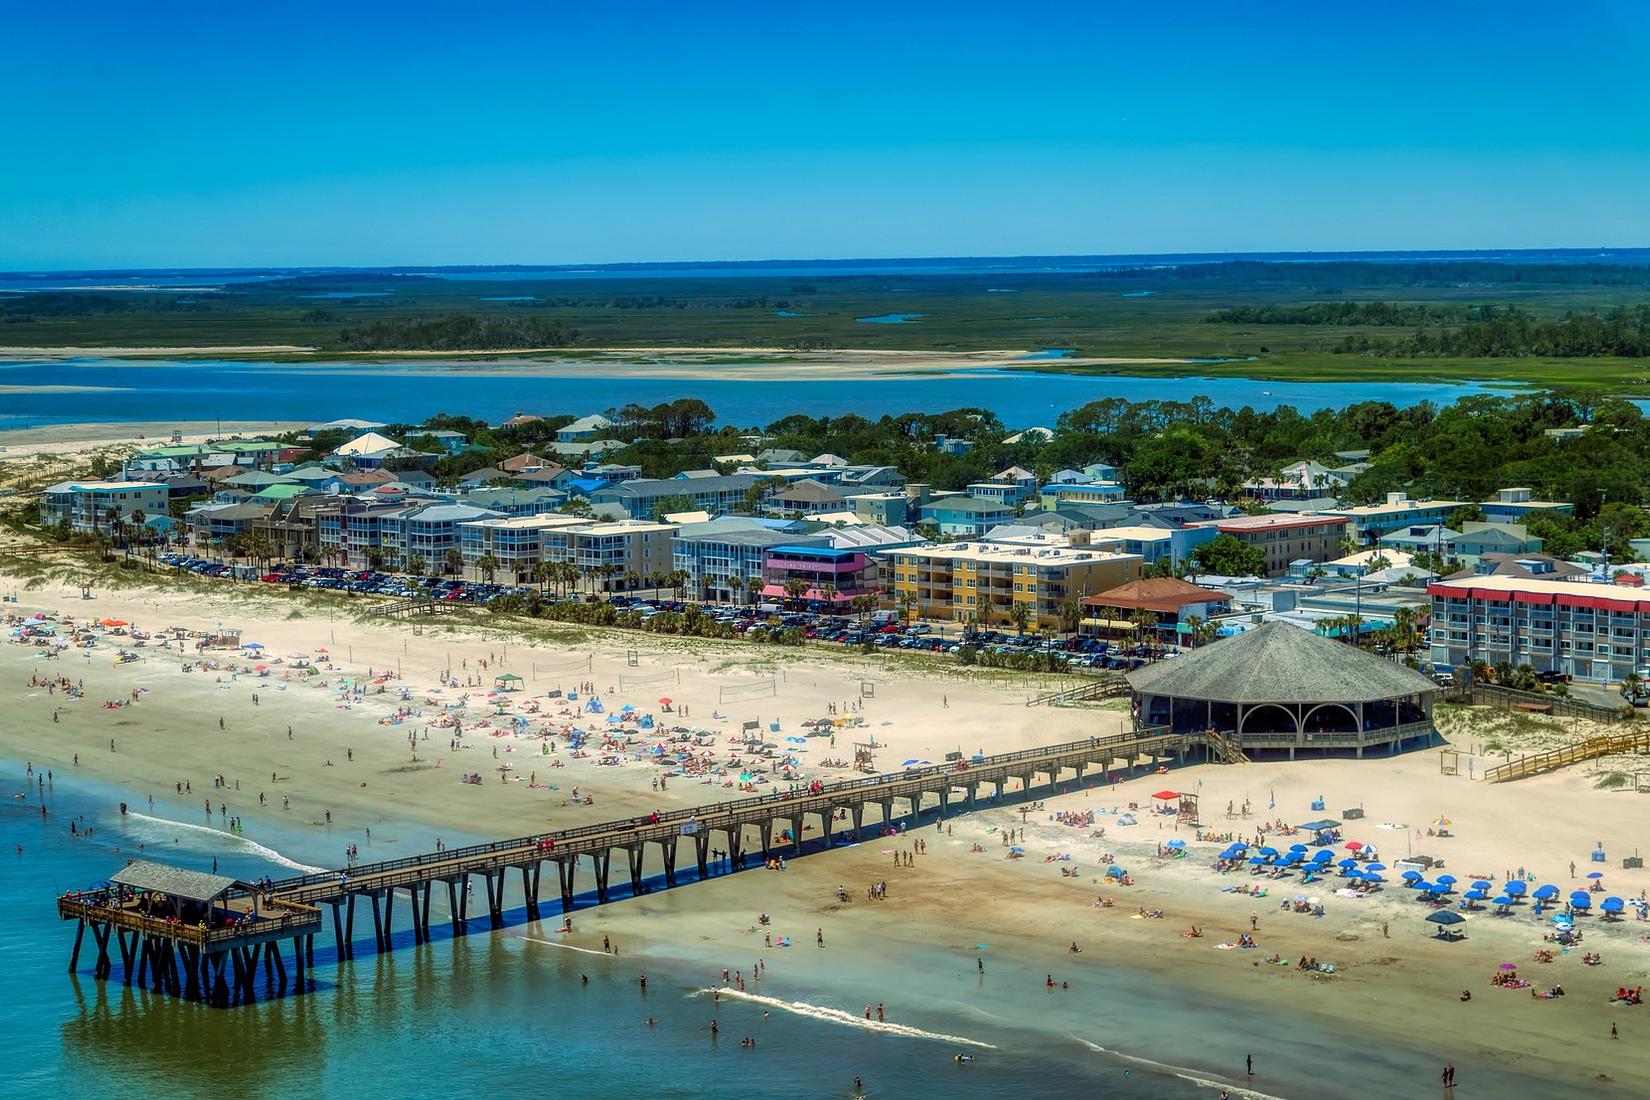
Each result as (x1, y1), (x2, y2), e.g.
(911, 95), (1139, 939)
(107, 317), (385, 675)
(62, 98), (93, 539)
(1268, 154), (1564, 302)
(1176, 791), (1199, 826)
(1439, 750), (1461, 776)
(853, 740), (878, 773)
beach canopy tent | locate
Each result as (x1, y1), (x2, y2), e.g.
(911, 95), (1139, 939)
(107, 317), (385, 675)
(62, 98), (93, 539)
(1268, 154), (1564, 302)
(1426, 910), (1467, 939)
(493, 673), (523, 690)
(1299, 819), (1341, 833)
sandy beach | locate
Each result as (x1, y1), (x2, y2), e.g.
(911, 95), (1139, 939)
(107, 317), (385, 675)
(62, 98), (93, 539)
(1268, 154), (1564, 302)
(5, 568), (1650, 1094)
(0, 421), (307, 454)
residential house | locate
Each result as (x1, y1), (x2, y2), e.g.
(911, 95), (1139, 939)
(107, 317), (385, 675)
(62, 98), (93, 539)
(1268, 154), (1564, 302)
(932, 434), (974, 456)
(556, 414), (616, 443)
(918, 495), (1014, 537)
(185, 501), (276, 547)
(766, 479), (849, 516)
(1242, 460), (1351, 501)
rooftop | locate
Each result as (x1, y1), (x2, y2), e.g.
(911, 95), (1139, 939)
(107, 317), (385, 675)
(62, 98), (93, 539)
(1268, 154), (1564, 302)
(109, 860), (239, 903)
(1083, 577), (1232, 613)
(1126, 620), (1438, 704)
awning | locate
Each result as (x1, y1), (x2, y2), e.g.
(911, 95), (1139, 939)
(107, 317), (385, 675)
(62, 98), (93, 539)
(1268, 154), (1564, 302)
(1080, 618), (1134, 630)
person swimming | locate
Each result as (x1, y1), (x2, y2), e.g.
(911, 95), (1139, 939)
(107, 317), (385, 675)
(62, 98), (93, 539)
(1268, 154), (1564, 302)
(954, 1053), (974, 1064)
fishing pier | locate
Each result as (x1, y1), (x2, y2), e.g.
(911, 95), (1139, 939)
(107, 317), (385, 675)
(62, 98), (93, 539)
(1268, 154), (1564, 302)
(60, 725), (1199, 1005)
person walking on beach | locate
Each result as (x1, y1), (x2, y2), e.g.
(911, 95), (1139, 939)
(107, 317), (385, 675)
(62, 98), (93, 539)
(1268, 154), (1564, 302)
(1441, 1061), (1455, 1087)
(1246, 1053), (1252, 1076)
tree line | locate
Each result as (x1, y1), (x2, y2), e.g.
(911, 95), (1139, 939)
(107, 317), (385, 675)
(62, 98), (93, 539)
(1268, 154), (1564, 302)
(1333, 306), (1650, 358)
(1203, 301), (1473, 326)
(332, 314), (578, 351)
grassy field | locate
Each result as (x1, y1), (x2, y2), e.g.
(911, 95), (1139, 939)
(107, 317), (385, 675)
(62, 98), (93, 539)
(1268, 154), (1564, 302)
(7, 268), (1650, 389)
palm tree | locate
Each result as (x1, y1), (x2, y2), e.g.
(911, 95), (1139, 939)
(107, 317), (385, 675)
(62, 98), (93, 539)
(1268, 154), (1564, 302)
(408, 553), (428, 579)
(897, 589), (917, 627)
(1058, 598), (1083, 636)
(1010, 601), (1032, 637)
(600, 563), (619, 593)
(1128, 607), (1159, 656)
(624, 569), (641, 593)
(746, 575), (765, 605)
(443, 548), (463, 577)
(784, 577), (810, 607)
(819, 581), (839, 608)
(477, 553), (499, 583)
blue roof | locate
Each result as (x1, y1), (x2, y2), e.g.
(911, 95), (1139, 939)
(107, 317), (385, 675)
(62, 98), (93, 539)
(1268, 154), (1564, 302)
(566, 478), (606, 493)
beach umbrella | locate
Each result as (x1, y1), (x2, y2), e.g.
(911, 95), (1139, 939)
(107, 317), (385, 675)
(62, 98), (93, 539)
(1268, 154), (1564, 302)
(1436, 874), (1457, 885)
(1364, 863), (1386, 872)
(901, 759), (920, 767)
(1532, 884), (1559, 900)
(1492, 896), (1513, 907)
(244, 642), (264, 650)
(1411, 879), (1432, 891)
(1498, 962), (1518, 971)
(1601, 897), (1625, 914)
(1009, 846), (1025, 855)
(1288, 843), (1308, 851)
(1165, 839), (1187, 850)
(658, 697), (672, 706)
(1432, 817), (1451, 829)
(1248, 856), (1267, 865)
(1258, 847), (1279, 857)
(1151, 790), (1179, 801)
(1586, 871), (1604, 880)
(1401, 869), (1423, 881)
(1312, 850), (1333, 863)
(1504, 880), (1527, 896)
(1470, 880), (1492, 891)
(1363, 874), (1386, 884)
(1337, 858), (1358, 869)
(1344, 841), (1364, 851)
(1464, 889), (1489, 901)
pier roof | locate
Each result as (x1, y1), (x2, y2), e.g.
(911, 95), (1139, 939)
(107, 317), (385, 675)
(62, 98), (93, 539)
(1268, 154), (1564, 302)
(110, 860), (239, 903)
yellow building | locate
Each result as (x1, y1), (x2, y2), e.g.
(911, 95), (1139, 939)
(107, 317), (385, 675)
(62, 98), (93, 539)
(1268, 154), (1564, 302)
(884, 534), (1142, 629)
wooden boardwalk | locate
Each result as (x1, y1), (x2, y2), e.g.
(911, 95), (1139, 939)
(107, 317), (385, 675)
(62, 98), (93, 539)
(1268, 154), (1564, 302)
(1482, 729), (1650, 783)
(59, 724), (1196, 1005)
(1025, 674), (1128, 707)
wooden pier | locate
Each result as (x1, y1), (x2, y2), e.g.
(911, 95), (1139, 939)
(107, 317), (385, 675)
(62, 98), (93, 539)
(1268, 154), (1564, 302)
(60, 725), (1194, 1005)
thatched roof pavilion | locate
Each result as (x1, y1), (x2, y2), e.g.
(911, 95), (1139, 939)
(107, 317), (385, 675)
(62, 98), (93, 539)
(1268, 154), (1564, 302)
(1126, 622), (1438, 758)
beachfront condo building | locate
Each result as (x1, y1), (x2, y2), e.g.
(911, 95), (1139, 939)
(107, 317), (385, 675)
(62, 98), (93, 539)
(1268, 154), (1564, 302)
(458, 514), (590, 582)
(1427, 573), (1650, 684)
(673, 520), (826, 603)
(882, 534), (1141, 630)
(545, 520), (674, 590)
(917, 495), (1015, 537)
(762, 544), (877, 606)
(40, 480), (171, 534)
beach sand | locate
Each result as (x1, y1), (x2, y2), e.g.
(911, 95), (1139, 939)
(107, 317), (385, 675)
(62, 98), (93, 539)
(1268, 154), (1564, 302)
(6, 570), (1650, 1095)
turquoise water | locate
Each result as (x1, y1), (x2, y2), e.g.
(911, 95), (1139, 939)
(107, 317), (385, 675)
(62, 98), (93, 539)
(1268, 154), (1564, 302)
(773, 309), (808, 317)
(0, 357), (1502, 433)
(855, 313), (926, 324)
(1122, 291), (1156, 298)
(1016, 349), (1074, 360)
(0, 756), (1577, 1098)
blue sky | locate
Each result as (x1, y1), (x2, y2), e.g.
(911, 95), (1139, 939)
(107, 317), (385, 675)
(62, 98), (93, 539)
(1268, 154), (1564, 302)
(4, 1), (1648, 268)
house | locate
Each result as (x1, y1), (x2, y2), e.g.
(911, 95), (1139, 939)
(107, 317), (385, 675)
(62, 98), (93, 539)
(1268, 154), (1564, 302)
(932, 434), (974, 456)
(765, 479), (849, 516)
(1002, 427), (1053, 445)
(314, 498), (416, 564)
(498, 452), (551, 473)
(512, 467), (575, 490)
(414, 429), (470, 455)
(586, 463), (643, 483)
(456, 487), (567, 517)
(755, 448), (806, 466)
(39, 480), (171, 533)
(1043, 482), (1128, 508)
(918, 495), (1014, 537)
(967, 480), (1036, 507)
(499, 412), (544, 429)
(306, 418), (386, 438)
(1442, 554), (1585, 582)
(1085, 523), (1220, 568)
(1242, 460), (1351, 502)
(457, 467), (515, 489)
(1480, 487), (1575, 524)
(847, 493), (912, 526)
(1080, 577), (1234, 637)
(556, 414), (616, 443)
(184, 501), (277, 546)
(881, 534), (1142, 630)
(332, 431), (405, 466)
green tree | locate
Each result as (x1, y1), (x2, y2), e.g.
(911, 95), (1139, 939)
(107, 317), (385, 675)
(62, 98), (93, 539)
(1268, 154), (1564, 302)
(1190, 534), (1267, 577)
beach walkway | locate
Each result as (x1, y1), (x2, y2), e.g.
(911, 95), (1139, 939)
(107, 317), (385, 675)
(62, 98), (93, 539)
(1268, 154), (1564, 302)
(1481, 728), (1650, 783)
(58, 724), (1198, 1006)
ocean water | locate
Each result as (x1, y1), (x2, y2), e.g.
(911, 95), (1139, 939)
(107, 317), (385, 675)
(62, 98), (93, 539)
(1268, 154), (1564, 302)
(0, 357), (1501, 433)
(0, 751), (1586, 1099)
(854, 313), (925, 324)
(0, 760), (1227, 1098)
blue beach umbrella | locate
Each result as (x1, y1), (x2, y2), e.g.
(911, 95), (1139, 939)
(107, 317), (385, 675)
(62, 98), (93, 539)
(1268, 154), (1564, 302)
(1435, 874), (1457, 885)
(1586, 871), (1604, 880)
(1464, 889), (1489, 901)
(1411, 879), (1432, 891)
(1492, 895), (1513, 907)
(1470, 880), (1492, 891)
(1311, 851), (1333, 863)
(1364, 863), (1386, 872)
(1569, 892), (1591, 909)
(1532, 884), (1559, 900)
(1503, 880), (1527, 897)
(1258, 847), (1278, 857)
(1601, 897), (1625, 914)
(1337, 858), (1358, 869)
(1288, 843), (1308, 852)
(1401, 870), (1423, 881)
(1363, 874), (1385, 883)
(1165, 839), (1187, 850)
(1247, 856), (1267, 865)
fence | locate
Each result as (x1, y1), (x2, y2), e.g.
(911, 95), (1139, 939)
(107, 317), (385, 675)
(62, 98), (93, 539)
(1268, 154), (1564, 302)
(1446, 682), (1625, 724)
